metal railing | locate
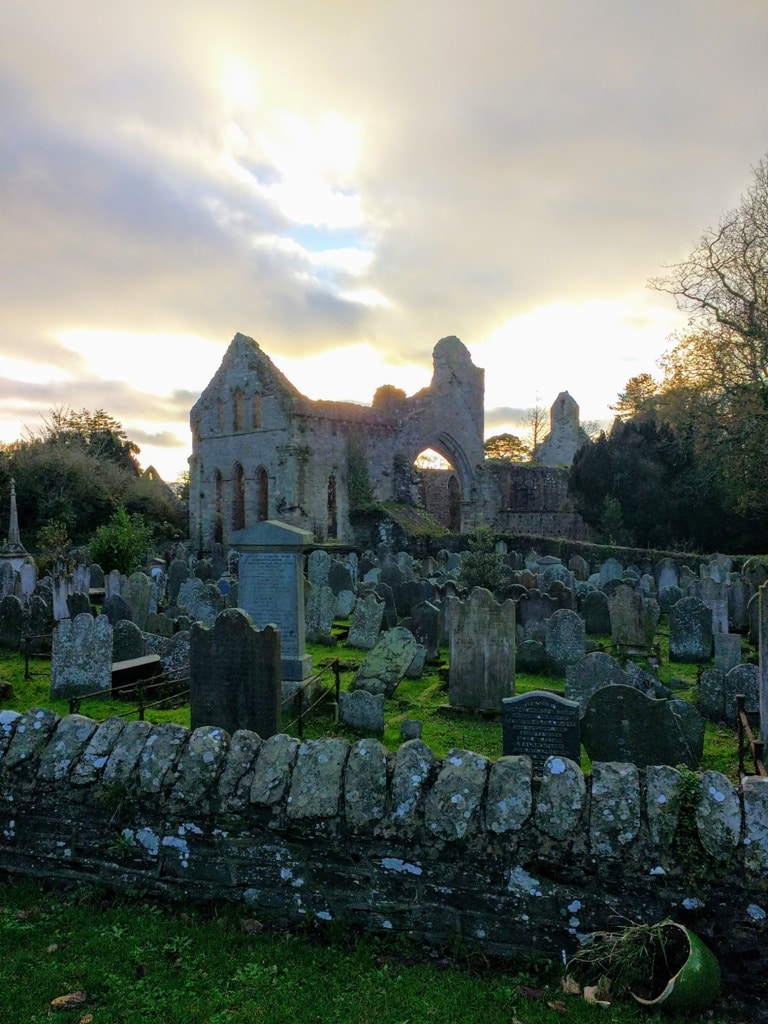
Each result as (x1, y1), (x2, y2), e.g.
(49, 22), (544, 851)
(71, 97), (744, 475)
(737, 693), (766, 779)
(282, 659), (341, 739)
(68, 670), (190, 722)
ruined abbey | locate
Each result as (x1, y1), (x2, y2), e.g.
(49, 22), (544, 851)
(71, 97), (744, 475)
(189, 333), (590, 550)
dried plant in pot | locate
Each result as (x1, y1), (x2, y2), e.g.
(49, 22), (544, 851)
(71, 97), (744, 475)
(567, 919), (720, 1014)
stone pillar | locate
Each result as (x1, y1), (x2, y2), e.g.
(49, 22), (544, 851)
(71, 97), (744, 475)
(232, 520), (313, 681)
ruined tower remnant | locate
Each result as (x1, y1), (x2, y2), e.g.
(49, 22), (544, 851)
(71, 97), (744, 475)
(535, 392), (590, 468)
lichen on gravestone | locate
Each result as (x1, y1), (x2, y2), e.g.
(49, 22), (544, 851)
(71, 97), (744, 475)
(589, 761), (641, 857)
(695, 770), (741, 860)
(534, 755), (586, 841)
(424, 748), (489, 841)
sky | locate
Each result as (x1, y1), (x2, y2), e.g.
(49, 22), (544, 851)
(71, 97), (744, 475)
(1, 1), (767, 482)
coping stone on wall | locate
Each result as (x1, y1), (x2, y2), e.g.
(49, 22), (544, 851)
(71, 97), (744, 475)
(589, 761), (641, 857)
(71, 717), (128, 786)
(217, 729), (262, 814)
(485, 755), (533, 836)
(742, 776), (768, 874)
(101, 719), (154, 788)
(344, 737), (388, 831)
(2, 708), (60, 770)
(168, 726), (231, 814)
(390, 738), (438, 832)
(37, 715), (97, 784)
(424, 748), (489, 841)
(534, 755), (586, 841)
(287, 736), (350, 823)
(695, 770), (741, 860)
(250, 733), (299, 808)
(645, 765), (685, 850)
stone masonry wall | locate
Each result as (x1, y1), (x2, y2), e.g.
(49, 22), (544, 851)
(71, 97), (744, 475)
(1, 709), (767, 967)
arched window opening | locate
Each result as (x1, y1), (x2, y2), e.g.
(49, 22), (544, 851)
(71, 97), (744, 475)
(256, 467), (269, 522)
(232, 462), (245, 530)
(217, 398), (224, 433)
(233, 389), (244, 432)
(327, 473), (338, 539)
(413, 447), (458, 531)
(214, 470), (224, 544)
(252, 392), (262, 429)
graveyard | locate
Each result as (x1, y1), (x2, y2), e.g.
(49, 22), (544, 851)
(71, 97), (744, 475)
(1, 529), (768, 1021)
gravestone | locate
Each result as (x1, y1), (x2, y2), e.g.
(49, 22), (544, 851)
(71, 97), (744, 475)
(105, 569), (122, 600)
(347, 594), (385, 650)
(22, 594), (53, 654)
(232, 521), (313, 681)
(0, 562), (16, 599)
(517, 590), (558, 628)
(66, 592), (92, 619)
(190, 608), (281, 737)
(516, 639), (547, 673)
(112, 619), (145, 663)
(411, 601), (440, 662)
(448, 588), (515, 711)
(761, 584), (768, 738)
(305, 584), (336, 643)
(655, 558), (679, 593)
(167, 559), (189, 604)
(350, 626), (418, 698)
(393, 579), (424, 620)
(328, 560), (354, 595)
(564, 651), (629, 710)
(50, 613), (113, 699)
(20, 563), (37, 597)
(669, 596), (712, 663)
(337, 690), (385, 735)
(699, 668), (727, 722)
(335, 589), (356, 619)
(373, 582), (399, 628)
(52, 576), (70, 621)
(501, 691), (580, 775)
(88, 563), (105, 590)
(101, 594), (133, 626)
(582, 589), (611, 636)
(0, 595), (23, 650)
(544, 608), (585, 675)
(714, 633), (742, 674)
(658, 585), (684, 615)
(307, 549), (331, 589)
(598, 557), (624, 587)
(698, 577), (729, 635)
(728, 577), (750, 632)
(608, 584), (659, 649)
(726, 663), (759, 726)
(547, 580), (575, 611)
(581, 685), (704, 768)
(177, 578), (224, 627)
(568, 554), (589, 581)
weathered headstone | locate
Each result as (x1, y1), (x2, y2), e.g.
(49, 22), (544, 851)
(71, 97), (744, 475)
(167, 558), (190, 604)
(655, 557), (679, 593)
(50, 613), (113, 699)
(307, 549), (331, 589)
(347, 593), (385, 650)
(544, 608), (585, 674)
(581, 589), (611, 636)
(411, 601), (440, 662)
(112, 619), (145, 663)
(233, 521), (313, 681)
(713, 633), (742, 674)
(0, 595), (23, 650)
(761, 583), (768, 739)
(350, 626), (418, 698)
(669, 596), (712, 663)
(581, 685), (704, 768)
(337, 690), (385, 735)
(190, 608), (281, 737)
(101, 593), (133, 626)
(564, 651), (629, 710)
(305, 584), (336, 644)
(177, 578), (225, 627)
(726, 663), (759, 726)
(448, 588), (515, 711)
(125, 571), (153, 631)
(328, 560), (354, 595)
(501, 691), (580, 775)
(608, 585), (659, 649)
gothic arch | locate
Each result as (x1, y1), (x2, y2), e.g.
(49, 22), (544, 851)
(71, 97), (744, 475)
(255, 466), (269, 522)
(232, 462), (245, 530)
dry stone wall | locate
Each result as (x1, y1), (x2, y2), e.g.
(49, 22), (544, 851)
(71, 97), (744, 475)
(1, 708), (767, 965)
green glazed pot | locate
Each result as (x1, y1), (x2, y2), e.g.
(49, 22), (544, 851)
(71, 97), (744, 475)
(631, 922), (721, 1014)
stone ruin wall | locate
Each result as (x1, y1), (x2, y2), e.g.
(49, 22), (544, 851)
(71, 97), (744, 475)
(2, 708), (767, 970)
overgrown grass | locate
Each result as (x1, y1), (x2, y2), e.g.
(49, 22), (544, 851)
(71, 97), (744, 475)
(0, 877), (732, 1024)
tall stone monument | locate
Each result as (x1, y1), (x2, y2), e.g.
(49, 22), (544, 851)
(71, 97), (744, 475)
(232, 520), (313, 681)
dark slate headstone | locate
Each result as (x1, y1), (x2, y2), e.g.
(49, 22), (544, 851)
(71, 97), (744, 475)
(190, 608), (282, 738)
(328, 560), (354, 595)
(501, 691), (580, 775)
(112, 619), (145, 663)
(66, 591), (92, 619)
(544, 608), (585, 675)
(658, 585), (684, 615)
(167, 558), (190, 604)
(516, 639), (547, 673)
(101, 594), (134, 626)
(517, 589), (558, 627)
(581, 685), (704, 768)
(393, 579), (424, 620)
(22, 594), (53, 654)
(564, 651), (629, 709)
(374, 582), (399, 628)
(581, 589), (611, 636)
(0, 594), (23, 650)
(411, 600), (440, 662)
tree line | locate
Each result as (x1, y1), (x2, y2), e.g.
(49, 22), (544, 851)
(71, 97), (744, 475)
(569, 153), (768, 554)
(0, 407), (186, 566)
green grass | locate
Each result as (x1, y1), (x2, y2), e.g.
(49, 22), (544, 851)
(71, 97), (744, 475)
(0, 876), (734, 1024)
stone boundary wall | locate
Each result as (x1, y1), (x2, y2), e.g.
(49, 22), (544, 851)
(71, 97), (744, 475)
(491, 511), (593, 541)
(1, 709), (767, 966)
